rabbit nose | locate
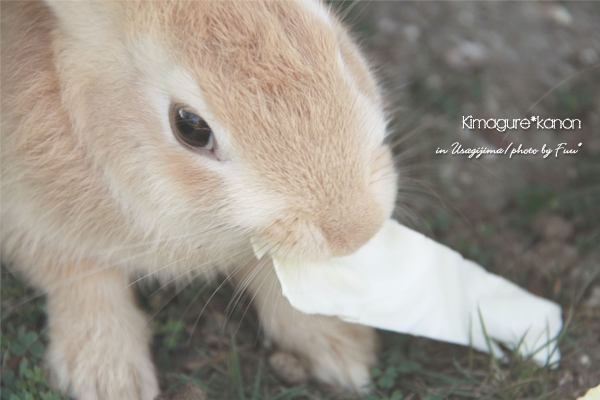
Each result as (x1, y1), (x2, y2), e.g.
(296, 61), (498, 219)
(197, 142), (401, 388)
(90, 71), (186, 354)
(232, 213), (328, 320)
(318, 201), (386, 258)
(253, 195), (387, 262)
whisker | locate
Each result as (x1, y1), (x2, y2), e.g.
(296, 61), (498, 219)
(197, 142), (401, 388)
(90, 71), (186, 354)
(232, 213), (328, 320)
(3, 226), (244, 314)
(522, 63), (600, 120)
(340, 0), (369, 29)
(186, 241), (278, 346)
(333, 0), (363, 24)
(3, 262), (118, 315)
(494, 63), (600, 143)
(173, 280), (210, 331)
(147, 247), (250, 297)
(252, 264), (280, 348)
(388, 119), (437, 151)
(225, 257), (265, 322)
(230, 257), (274, 340)
(125, 253), (199, 290)
(94, 223), (232, 257)
(221, 228), (294, 335)
(269, 245), (294, 336)
(145, 280), (198, 324)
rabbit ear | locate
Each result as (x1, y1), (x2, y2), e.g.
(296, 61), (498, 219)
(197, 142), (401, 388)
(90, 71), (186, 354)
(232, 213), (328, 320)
(44, 0), (122, 41)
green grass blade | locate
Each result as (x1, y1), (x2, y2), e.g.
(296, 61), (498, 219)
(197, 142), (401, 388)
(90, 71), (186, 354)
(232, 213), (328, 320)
(251, 360), (263, 400)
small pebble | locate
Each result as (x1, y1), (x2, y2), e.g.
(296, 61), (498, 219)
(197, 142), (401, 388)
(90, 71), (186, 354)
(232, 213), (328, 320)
(559, 371), (573, 386)
(403, 24), (421, 43)
(377, 17), (397, 34)
(268, 351), (309, 385)
(533, 214), (573, 240)
(545, 5), (573, 26)
(445, 41), (489, 70)
(458, 171), (474, 186)
(579, 48), (599, 66)
(533, 215), (573, 240)
(579, 354), (591, 366)
(425, 74), (443, 91)
(585, 286), (600, 308)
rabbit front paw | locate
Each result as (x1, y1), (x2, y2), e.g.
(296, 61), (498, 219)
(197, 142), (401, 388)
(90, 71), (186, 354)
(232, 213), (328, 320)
(46, 321), (159, 400)
(44, 267), (159, 400)
(294, 318), (376, 395)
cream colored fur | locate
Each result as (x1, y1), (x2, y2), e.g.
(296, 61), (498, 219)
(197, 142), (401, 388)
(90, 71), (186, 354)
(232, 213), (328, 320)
(1, 1), (397, 398)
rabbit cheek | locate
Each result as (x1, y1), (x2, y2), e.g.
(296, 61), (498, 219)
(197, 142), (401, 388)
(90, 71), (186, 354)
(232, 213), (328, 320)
(163, 152), (224, 205)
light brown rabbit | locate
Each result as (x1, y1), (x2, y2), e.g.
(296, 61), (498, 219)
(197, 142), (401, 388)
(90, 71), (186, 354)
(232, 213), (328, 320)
(1, 1), (398, 398)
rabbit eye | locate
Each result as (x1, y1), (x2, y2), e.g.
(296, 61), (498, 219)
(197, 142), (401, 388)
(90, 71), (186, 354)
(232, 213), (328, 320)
(170, 105), (214, 150)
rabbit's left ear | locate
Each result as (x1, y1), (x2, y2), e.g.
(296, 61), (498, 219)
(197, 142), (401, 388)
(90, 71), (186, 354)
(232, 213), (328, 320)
(44, 0), (123, 42)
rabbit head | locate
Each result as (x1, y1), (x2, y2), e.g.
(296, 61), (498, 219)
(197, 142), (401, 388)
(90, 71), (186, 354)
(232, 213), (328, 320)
(7, 0), (397, 274)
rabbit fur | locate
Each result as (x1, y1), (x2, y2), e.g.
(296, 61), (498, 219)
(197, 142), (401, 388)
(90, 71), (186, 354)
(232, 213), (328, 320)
(1, 1), (398, 398)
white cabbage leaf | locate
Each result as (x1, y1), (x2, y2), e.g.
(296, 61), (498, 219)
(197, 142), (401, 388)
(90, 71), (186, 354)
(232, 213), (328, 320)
(253, 219), (562, 366)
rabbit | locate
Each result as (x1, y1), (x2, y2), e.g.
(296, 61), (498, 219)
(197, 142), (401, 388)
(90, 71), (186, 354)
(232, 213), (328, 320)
(1, 1), (398, 399)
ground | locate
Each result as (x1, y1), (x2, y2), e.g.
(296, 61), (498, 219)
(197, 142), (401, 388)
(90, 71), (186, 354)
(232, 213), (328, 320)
(1, 1), (599, 400)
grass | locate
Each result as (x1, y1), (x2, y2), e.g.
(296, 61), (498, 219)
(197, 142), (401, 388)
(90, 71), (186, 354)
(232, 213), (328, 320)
(1, 277), (68, 400)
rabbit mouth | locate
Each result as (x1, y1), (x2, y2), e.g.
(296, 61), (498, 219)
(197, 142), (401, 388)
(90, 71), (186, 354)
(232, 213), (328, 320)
(250, 206), (387, 264)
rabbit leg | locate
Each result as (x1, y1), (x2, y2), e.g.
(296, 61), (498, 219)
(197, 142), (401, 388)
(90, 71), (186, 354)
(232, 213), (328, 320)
(234, 259), (376, 394)
(45, 264), (159, 400)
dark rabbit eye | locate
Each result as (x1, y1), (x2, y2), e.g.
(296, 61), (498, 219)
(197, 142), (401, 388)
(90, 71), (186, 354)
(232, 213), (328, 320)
(170, 105), (214, 150)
